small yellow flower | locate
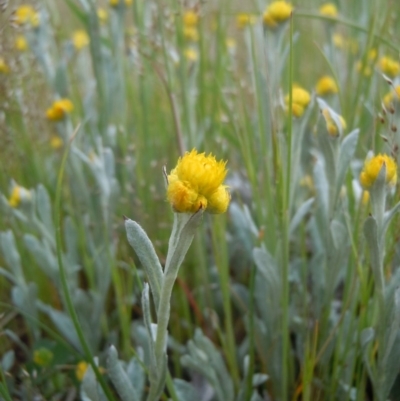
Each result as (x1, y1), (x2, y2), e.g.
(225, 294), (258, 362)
(50, 135), (64, 150)
(167, 149), (230, 214)
(379, 56), (400, 77)
(109, 0), (132, 7)
(319, 3), (338, 17)
(15, 35), (28, 51)
(368, 48), (377, 61)
(33, 348), (53, 367)
(383, 85), (400, 107)
(321, 108), (346, 136)
(9, 186), (21, 208)
(362, 190), (370, 205)
(316, 75), (338, 96)
(72, 30), (90, 50)
(285, 86), (311, 117)
(236, 13), (256, 29)
(0, 58), (10, 74)
(76, 361), (88, 382)
(332, 33), (344, 48)
(183, 26), (199, 41)
(184, 48), (198, 62)
(46, 99), (74, 121)
(360, 154), (397, 189)
(226, 38), (236, 50)
(14, 5), (39, 26)
(97, 7), (108, 23)
(183, 10), (199, 27)
(263, 1), (293, 28)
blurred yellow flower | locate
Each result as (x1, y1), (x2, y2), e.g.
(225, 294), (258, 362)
(72, 30), (90, 50)
(0, 58), (9, 74)
(14, 5), (39, 26)
(322, 108), (346, 136)
(383, 85), (400, 107)
(319, 3), (338, 17)
(8, 185), (31, 208)
(76, 361), (88, 382)
(46, 99), (74, 121)
(167, 149), (230, 214)
(226, 38), (236, 50)
(183, 26), (199, 41)
(15, 35), (28, 51)
(236, 13), (256, 29)
(263, 1), (293, 28)
(368, 48), (377, 61)
(50, 135), (64, 150)
(360, 154), (397, 189)
(184, 48), (198, 61)
(379, 56), (400, 77)
(362, 190), (370, 205)
(97, 7), (108, 22)
(356, 61), (372, 77)
(183, 10), (199, 27)
(285, 86), (311, 117)
(332, 33), (344, 48)
(33, 348), (53, 367)
(316, 75), (338, 96)
(109, 0), (132, 7)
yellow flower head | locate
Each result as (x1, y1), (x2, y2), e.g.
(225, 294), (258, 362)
(382, 85), (400, 107)
(167, 149), (230, 214)
(72, 30), (90, 50)
(183, 26), (199, 41)
(236, 13), (256, 29)
(97, 7), (108, 23)
(319, 3), (338, 17)
(360, 153), (397, 189)
(263, 1), (293, 28)
(15, 35), (28, 51)
(321, 108), (346, 136)
(50, 135), (64, 150)
(14, 5), (39, 26)
(183, 10), (199, 27)
(109, 0), (132, 6)
(33, 348), (53, 367)
(76, 361), (88, 382)
(8, 185), (31, 208)
(316, 75), (338, 96)
(0, 58), (10, 74)
(333, 33), (344, 48)
(46, 99), (74, 121)
(379, 56), (400, 77)
(184, 48), (198, 62)
(285, 86), (311, 117)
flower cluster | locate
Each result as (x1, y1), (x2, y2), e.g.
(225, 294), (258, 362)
(46, 99), (74, 121)
(285, 86), (311, 117)
(360, 154), (398, 189)
(167, 149), (230, 214)
(263, 1), (293, 28)
(183, 10), (199, 41)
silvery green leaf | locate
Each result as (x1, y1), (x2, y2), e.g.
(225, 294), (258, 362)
(252, 374), (269, 387)
(382, 201), (400, 238)
(81, 362), (107, 401)
(330, 219), (346, 249)
(64, 217), (79, 265)
(383, 333), (400, 398)
(107, 346), (139, 401)
(363, 217), (382, 287)
(0, 231), (25, 287)
(383, 288), (400, 365)
(250, 392), (264, 401)
(164, 210), (204, 275)
(36, 184), (54, 235)
(337, 129), (359, 193)
(3, 329), (30, 356)
(173, 379), (197, 401)
(126, 351), (145, 399)
(289, 197), (314, 237)
(360, 327), (374, 348)
(1, 351), (14, 372)
(37, 302), (82, 352)
(126, 219), (163, 309)
(0, 267), (16, 284)
(313, 155), (329, 221)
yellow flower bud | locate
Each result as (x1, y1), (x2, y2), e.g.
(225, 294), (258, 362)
(315, 75), (338, 96)
(359, 154), (397, 189)
(263, 1), (293, 28)
(46, 99), (74, 121)
(319, 3), (338, 17)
